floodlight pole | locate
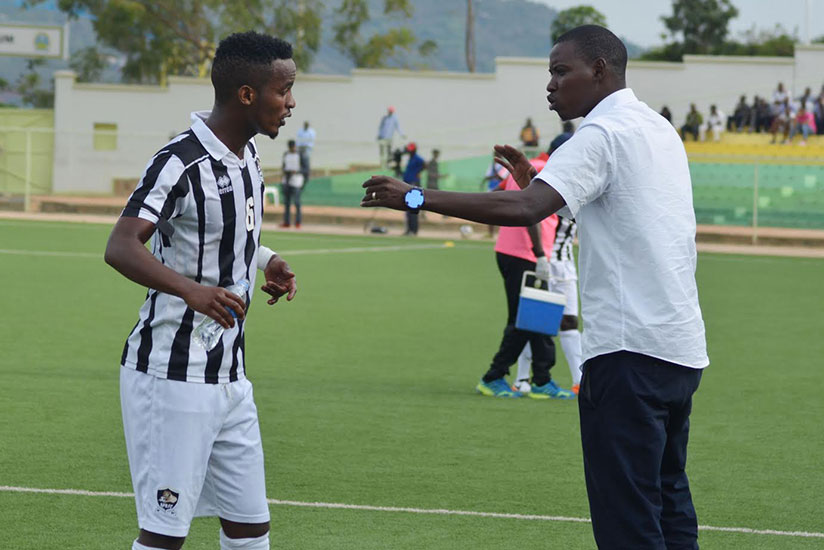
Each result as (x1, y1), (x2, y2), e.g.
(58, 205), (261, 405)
(24, 130), (32, 213)
(465, 0), (476, 73)
(63, 22), (70, 60)
(804, 0), (811, 45)
(752, 161), (759, 245)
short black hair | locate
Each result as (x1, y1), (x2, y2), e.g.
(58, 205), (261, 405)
(211, 31), (293, 104)
(288, 139), (296, 147)
(555, 25), (627, 78)
(562, 121), (574, 132)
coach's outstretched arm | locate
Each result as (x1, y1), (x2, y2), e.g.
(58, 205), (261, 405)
(362, 176), (562, 226)
(361, 176), (566, 227)
(105, 216), (247, 329)
(361, 145), (564, 225)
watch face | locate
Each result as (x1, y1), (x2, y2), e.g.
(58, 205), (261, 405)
(405, 188), (424, 209)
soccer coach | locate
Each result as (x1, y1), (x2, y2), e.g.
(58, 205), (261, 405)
(362, 25), (708, 550)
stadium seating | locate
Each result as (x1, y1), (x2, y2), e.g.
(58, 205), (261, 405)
(688, 135), (824, 228)
(685, 132), (824, 159)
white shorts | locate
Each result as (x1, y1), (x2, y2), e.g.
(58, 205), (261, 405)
(549, 259), (579, 317)
(120, 367), (270, 538)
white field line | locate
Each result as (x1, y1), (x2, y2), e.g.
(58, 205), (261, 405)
(1, 486), (822, 539)
(698, 252), (824, 264)
(0, 243), (454, 260)
(0, 248), (100, 258)
(282, 243), (453, 255)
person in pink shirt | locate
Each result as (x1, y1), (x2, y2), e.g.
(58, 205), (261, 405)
(786, 106), (817, 145)
(475, 154), (575, 399)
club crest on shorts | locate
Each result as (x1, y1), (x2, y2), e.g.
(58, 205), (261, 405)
(157, 488), (179, 511)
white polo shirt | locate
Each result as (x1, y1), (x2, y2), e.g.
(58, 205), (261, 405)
(535, 88), (708, 369)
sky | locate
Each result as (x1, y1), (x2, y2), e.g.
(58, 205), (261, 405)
(535, 0), (824, 47)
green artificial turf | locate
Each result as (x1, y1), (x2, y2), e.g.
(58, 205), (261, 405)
(0, 219), (822, 549)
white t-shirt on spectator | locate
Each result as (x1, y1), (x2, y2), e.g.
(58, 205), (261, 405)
(707, 110), (725, 128)
(283, 151), (301, 172)
(533, 88), (709, 369)
(283, 151), (304, 188)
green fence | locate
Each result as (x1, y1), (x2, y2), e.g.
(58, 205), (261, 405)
(0, 109), (54, 200)
(300, 155), (494, 207)
(299, 155), (824, 230)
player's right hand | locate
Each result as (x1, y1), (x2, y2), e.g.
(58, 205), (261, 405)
(183, 284), (246, 329)
(536, 255), (551, 281)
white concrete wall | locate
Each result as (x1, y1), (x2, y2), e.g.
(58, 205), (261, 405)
(793, 44), (824, 96)
(628, 56), (795, 122)
(52, 46), (824, 193)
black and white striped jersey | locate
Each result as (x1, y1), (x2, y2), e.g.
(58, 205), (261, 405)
(552, 215), (577, 263)
(120, 112), (266, 384)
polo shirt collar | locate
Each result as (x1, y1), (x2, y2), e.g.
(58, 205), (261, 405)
(584, 88), (638, 122)
(190, 111), (245, 166)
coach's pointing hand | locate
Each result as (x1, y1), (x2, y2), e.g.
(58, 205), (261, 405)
(362, 175), (411, 211)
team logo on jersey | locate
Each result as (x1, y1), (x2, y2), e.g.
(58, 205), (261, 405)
(157, 488), (179, 511)
(216, 174), (233, 195)
(255, 156), (264, 183)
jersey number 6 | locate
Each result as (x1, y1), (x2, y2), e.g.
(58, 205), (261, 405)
(245, 196), (255, 231)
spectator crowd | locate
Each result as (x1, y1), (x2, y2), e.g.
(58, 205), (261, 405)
(660, 82), (824, 145)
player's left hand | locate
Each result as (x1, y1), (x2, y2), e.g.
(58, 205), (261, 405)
(494, 144), (537, 189)
(261, 256), (297, 305)
(361, 175), (411, 210)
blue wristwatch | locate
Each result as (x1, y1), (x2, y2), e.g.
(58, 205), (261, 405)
(404, 187), (425, 211)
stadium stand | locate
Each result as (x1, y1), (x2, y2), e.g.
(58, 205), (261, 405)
(687, 132), (824, 228)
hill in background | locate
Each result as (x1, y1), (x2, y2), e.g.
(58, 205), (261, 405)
(309, 0), (559, 74)
(0, 0), (643, 104)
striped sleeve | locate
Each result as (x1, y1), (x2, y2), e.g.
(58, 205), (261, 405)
(122, 151), (188, 224)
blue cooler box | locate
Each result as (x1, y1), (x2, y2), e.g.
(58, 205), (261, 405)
(515, 271), (567, 336)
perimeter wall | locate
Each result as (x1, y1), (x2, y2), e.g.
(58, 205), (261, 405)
(48, 45), (824, 193)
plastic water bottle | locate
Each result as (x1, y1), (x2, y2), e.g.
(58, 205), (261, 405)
(192, 279), (250, 351)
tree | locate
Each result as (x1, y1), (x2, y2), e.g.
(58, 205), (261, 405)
(719, 24), (796, 57)
(661, 0), (739, 55)
(25, 0), (323, 84)
(69, 46), (108, 83)
(332, 0), (434, 69)
(550, 5), (608, 43)
(223, 0), (324, 72)
(17, 59), (54, 108)
(642, 15), (795, 61)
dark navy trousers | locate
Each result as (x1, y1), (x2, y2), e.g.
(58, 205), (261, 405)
(579, 351), (703, 550)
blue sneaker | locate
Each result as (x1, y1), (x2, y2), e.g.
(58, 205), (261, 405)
(476, 378), (523, 398)
(529, 380), (576, 400)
